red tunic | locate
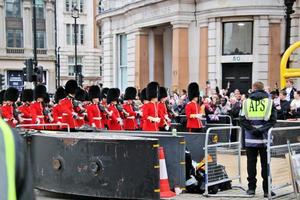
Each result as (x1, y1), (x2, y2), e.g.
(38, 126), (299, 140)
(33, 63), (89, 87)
(142, 102), (159, 131)
(59, 97), (76, 129)
(74, 105), (86, 128)
(30, 101), (45, 130)
(107, 103), (123, 130)
(1, 104), (17, 128)
(185, 101), (203, 129)
(86, 103), (103, 129)
(157, 102), (171, 128)
(52, 104), (65, 130)
(123, 102), (137, 130)
(18, 103), (34, 127)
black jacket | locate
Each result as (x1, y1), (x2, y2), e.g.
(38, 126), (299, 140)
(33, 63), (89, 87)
(276, 100), (290, 120)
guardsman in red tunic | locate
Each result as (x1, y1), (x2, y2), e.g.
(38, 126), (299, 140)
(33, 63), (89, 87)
(52, 86), (66, 130)
(0, 90), (6, 116)
(107, 88), (123, 130)
(158, 87), (171, 131)
(185, 82), (204, 132)
(142, 82), (160, 131)
(31, 84), (47, 130)
(18, 89), (34, 128)
(123, 87), (138, 130)
(86, 85), (103, 129)
(139, 88), (148, 130)
(59, 80), (78, 131)
(99, 87), (109, 129)
(74, 88), (88, 128)
(1, 87), (19, 127)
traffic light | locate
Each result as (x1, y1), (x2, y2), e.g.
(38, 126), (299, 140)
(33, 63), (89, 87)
(24, 58), (34, 82)
(78, 74), (84, 87)
(0, 74), (5, 90)
(34, 66), (43, 83)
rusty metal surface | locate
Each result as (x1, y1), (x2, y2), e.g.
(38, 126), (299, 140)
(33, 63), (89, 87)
(29, 132), (160, 199)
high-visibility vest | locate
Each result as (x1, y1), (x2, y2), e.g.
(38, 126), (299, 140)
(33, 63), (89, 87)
(0, 118), (17, 200)
(243, 98), (273, 121)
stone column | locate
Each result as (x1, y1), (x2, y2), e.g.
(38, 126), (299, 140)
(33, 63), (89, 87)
(46, 0), (55, 56)
(171, 22), (189, 92)
(0, 0), (5, 54)
(135, 30), (149, 89)
(199, 23), (208, 89)
(154, 29), (164, 86)
(268, 19), (281, 88)
(23, 0), (32, 55)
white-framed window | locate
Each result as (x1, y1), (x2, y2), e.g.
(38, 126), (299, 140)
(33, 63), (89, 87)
(6, 29), (23, 48)
(36, 0), (45, 19)
(68, 56), (83, 76)
(65, 0), (84, 13)
(118, 34), (127, 91)
(66, 24), (84, 45)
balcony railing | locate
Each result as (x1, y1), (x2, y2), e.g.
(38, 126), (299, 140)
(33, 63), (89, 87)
(6, 48), (24, 54)
(37, 49), (47, 55)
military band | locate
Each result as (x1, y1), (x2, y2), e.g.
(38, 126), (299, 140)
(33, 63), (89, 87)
(0, 79), (206, 132)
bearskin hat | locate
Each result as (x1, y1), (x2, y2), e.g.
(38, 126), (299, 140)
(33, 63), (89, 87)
(107, 88), (119, 104)
(4, 87), (19, 102)
(54, 87), (66, 103)
(146, 82), (159, 100)
(88, 85), (101, 100)
(100, 87), (109, 99)
(0, 90), (6, 104)
(75, 88), (87, 102)
(21, 89), (34, 102)
(34, 84), (47, 99)
(188, 82), (200, 100)
(158, 87), (168, 101)
(65, 79), (78, 95)
(44, 93), (50, 104)
(140, 88), (147, 102)
(124, 87), (137, 100)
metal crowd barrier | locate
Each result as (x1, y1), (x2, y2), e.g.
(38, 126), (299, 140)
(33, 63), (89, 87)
(204, 126), (251, 197)
(17, 123), (71, 133)
(267, 126), (300, 199)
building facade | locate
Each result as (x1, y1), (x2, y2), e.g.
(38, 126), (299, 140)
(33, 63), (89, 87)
(0, 0), (56, 92)
(56, 0), (102, 87)
(97, 0), (300, 94)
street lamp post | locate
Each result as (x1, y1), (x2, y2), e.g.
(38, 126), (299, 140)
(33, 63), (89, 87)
(72, 6), (79, 82)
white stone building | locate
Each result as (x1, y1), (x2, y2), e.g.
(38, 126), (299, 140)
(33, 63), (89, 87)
(56, 0), (102, 87)
(97, 0), (300, 94)
(0, 0), (56, 92)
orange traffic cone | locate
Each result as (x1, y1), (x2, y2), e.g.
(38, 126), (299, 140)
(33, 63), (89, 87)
(159, 147), (176, 198)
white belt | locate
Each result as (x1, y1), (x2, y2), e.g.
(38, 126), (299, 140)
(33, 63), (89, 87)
(58, 117), (63, 119)
(37, 115), (44, 118)
(93, 117), (102, 120)
(78, 117), (84, 120)
(23, 118), (32, 121)
(253, 125), (263, 128)
(62, 113), (68, 116)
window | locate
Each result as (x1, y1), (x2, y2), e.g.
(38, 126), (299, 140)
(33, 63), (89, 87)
(37, 31), (46, 48)
(68, 56), (83, 76)
(66, 0), (84, 13)
(66, 24), (84, 45)
(118, 34), (127, 91)
(36, 0), (45, 19)
(222, 21), (253, 55)
(6, 0), (21, 17)
(6, 29), (23, 48)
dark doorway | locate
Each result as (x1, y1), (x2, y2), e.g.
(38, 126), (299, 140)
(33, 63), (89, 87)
(222, 63), (252, 94)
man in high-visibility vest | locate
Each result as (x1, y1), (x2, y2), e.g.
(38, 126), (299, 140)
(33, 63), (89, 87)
(240, 81), (277, 197)
(0, 118), (35, 200)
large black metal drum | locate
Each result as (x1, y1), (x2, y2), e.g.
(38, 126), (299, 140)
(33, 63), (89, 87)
(29, 132), (160, 199)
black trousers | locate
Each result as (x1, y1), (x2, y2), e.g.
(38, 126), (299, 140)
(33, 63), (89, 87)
(246, 147), (268, 192)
